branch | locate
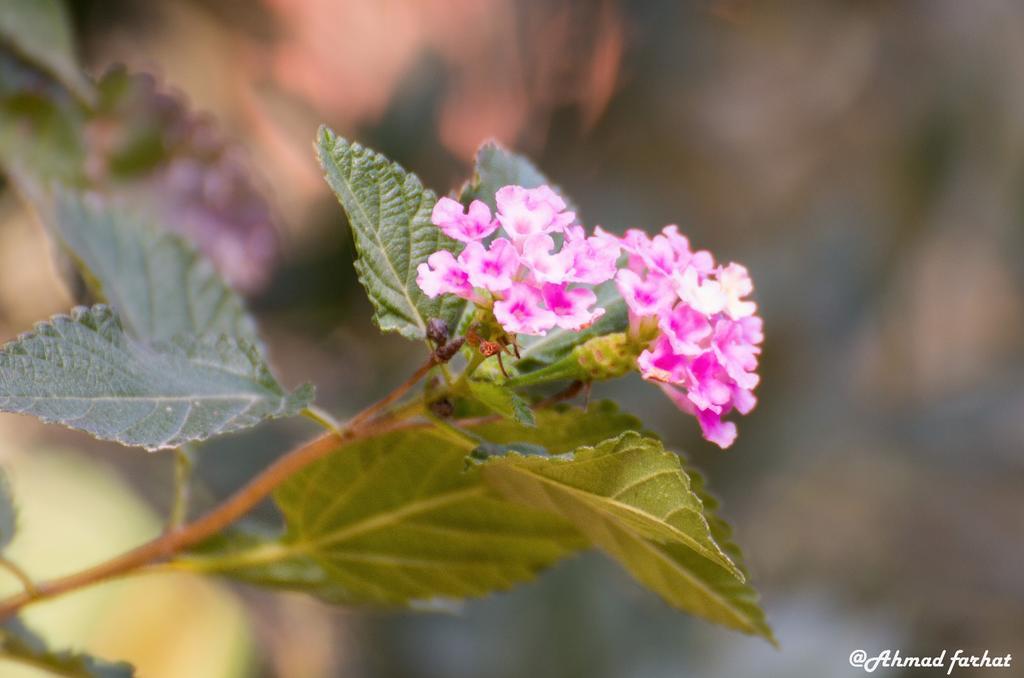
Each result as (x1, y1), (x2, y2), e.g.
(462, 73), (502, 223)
(0, 556), (37, 596)
(0, 354), (570, 619)
(344, 355), (440, 430)
(0, 417), (427, 620)
(0, 355), (445, 621)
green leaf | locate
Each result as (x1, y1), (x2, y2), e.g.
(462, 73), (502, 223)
(0, 0), (94, 103)
(480, 432), (773, 640)
(316, 127), (466, 340)
(44, 191), (262, 348)
(0, 469), (14, 550)
(515, 280), (628, 369)
(459, 141), (576, 213)
(466, 380), (535, 426)
(0, 305), (312, 450)
(189, 427), (585, 606)
(469, 401), (644, 454)
(0, 618), (134, 677)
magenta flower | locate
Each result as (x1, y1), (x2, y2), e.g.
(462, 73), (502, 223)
(496, 185), (576, 241)
(416, 250), (474, 300)
(563, 225), (621, 285)
(493, 283), (558, 336)
(659, 384), (739, 449)
(659, 304), (712, 356)
(417, 184), (617, 337)
(541, 283), (604, 331)
(636, 335), (689, 384)
(712, 317), (761, 390)
(604, 225), (763, 449)
(432, 197), (498, 242)
(460, 237), (519, 292)
(615, 269), (676, 317)
(519, 234), (573, 284)
(418, 185), (764, 447)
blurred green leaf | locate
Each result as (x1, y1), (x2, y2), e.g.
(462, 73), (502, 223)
(0, 618), (134, 677)
(0, 0), (94, 103)
(316, 127), (466, 341)
(0, 51), (86, 185)
(466, 380), (536, 426)
(0, 305), (312, 450)
(459, 141), (577, 213)
(480, 432), (773, 640)
(43, 190), (263, 348)
(190, 427), (585, 605)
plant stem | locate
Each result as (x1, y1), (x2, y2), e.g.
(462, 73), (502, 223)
(167, 445), (196, 531)
(0, 556), (37, 596)
(0, 356), (443, 621)
(301, 405), (343, 433)
(345, 356), (439, 431)
(0, 419), (426, 621)
(0, 356), (578, 619)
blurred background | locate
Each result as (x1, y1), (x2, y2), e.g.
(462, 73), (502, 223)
(1, 0), (1022, 676)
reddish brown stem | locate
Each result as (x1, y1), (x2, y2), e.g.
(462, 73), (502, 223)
(0, 359), (577, 620)
(0, 357), (444, 621)
(0, 419), (419, 620)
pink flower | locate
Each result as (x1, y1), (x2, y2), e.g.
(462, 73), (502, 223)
(659, 304), (712, 356)
(541, 283), (604, 330)
(615, 269), (676, 317)
(432, 197), (498, 242)
(712, 317), (760, 389)
(601, 223), (763, 449)
(459, 237), (519, 292)
(493, 283), (558, 336)
(519, 234), (573, 284)
(683, 352), (733, 414)
(637, 335), (689, 383)
(416, 250), (474, 300)
(658, 384), (738, 450)
(695, 407), (738, 449)
(563, 225), (620, 285)
(495, 185), (575, 241)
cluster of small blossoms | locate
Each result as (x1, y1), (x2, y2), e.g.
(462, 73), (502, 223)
(602, 225), (763, 449)
(416, 185), (620, 335)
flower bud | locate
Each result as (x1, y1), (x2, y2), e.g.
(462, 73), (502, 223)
(571, 332), (643, 381)
(426, 318), (449, 346)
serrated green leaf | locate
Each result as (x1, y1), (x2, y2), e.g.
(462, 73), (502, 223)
(459, 141), (577, 213)
(43, 190), (262, 348)
(514, 280), (628, 370)
(469, 401), (644, 454)
(0, 0), (94, 103)
(0, 469), (14, 550)
(480, 432), (773, 639)
(0, 305), (312, 450)
(316, 127), (466, 340)
(0, 618), (134, 677)
(466, 380), (536, 426)
(187, 427), (585, 606)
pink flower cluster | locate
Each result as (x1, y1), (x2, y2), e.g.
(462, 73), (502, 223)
(417, 186), (619, 335)
(603, 225), (763, 449)
(417, 186), (763, 449)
